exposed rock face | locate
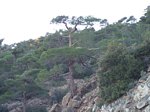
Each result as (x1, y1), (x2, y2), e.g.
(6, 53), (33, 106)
(62, 107), (76, 112)
(77, 76), (97, 97)
(61, 75), (99, 112)
(100, 69), (150, 112)
(6, 68), (150, 112)
(77, 88), (100, 112)
(4, 98), (49, 112)
(49, 103), (62, 112)
(49, 75), (99, 112)
(27, 98), (49, 106)
(48, 66), (150, 112)
(68, 98), (81, 108)
(62, 93), (72, 107)
(3, 101), (22, 112)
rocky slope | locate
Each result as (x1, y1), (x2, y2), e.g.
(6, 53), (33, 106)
(49, 66), (150, 112)
(100, 67), (150, 112)
(4, 67), (150, 112)
(49, 75), (100, 112)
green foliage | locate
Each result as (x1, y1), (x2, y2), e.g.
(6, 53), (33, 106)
(42, 31), (68, 49)
(16, 53), (40, 72)
(73, 63), (93, 79)
(4, 69), (48, 102)
(133, 40), (150, 65)
(73, 29), (97, 48)
(98, 44), (144, 104)
(36, 69), (50, 82)
(140, 6), (150, 24)
(36, 65), (67, 89)
(0, 91), (13, 104)
(0, 51), (14, 72)
(40, 47), (91, 66)
(51, 15), (101, 27)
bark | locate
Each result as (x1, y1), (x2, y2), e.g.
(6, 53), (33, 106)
(68, 60), (77, 97)
(69, 33), (72, 47)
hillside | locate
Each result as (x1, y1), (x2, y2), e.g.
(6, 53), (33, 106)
(0, 6), (150, 112)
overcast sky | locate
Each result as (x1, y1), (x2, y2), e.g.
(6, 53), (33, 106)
(0, 0), (150, 45)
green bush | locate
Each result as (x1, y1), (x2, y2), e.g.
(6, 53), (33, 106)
(73, 63), (93, 79)
(98, 45), (145, 105)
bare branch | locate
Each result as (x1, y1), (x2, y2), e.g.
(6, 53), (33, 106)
(63, 21), (69, 30)
(71, 20), (79, 33)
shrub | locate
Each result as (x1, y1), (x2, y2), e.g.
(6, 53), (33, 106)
(98, 45), (145, 105)
(73, 63), (93, 79)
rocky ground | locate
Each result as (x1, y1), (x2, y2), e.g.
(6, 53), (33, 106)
(49, 66), (150, 112)
(4, 67), (150, 112)
(100, 67), (150, 112)
(49, 75), (100, 112)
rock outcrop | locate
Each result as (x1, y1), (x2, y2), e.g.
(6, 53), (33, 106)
(3, 98), (49, 112)
(49, 75), (99, 112)
(9, 67), (150, 112)
(49, 67), (150, 112)
(49, 103), (62, 112)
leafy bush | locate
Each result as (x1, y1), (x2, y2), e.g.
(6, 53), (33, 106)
(73, 63), (93, 79)
(98, 44), (145, 105)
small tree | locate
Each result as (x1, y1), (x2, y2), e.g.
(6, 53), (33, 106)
(46, 16), (101, 97)
(6, 69), (46, 112)
(98, 43), (144, 105)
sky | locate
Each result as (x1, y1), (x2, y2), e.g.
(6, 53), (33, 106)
(0, 0), (150, 45)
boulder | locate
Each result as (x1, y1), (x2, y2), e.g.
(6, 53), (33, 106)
(136, 95), (149, 109)
(68, 99), (81, 108)
(62, 93), (72, 107)
(78, 76), (97, 97)
(68, 95), (82, 108)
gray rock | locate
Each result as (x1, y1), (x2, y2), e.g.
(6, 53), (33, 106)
(68, 99), (81, 108)
(49, 103), (62, 112)
(73, 95), (81, 101)
(62, 93), (72, 107)
(62, 107), (75, 112)
(136, 95), (149, 109)
(143, 105), (150, 112)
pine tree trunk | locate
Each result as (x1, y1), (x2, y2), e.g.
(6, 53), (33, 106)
(68, 60), (77, 97)
(69, 33), (72, 47)
(68, 32), (76, 97)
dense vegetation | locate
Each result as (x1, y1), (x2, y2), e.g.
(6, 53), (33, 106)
(0, 6), (150, 111)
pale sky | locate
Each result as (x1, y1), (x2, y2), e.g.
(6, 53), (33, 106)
(0, 0), (150, 45)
